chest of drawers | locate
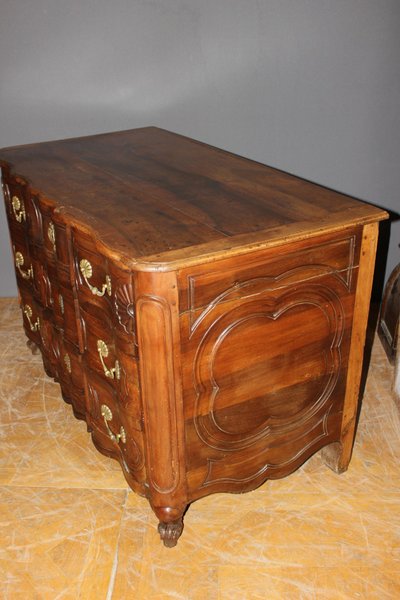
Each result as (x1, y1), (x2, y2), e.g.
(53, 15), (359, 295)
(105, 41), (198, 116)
(1, 127), (387, 546)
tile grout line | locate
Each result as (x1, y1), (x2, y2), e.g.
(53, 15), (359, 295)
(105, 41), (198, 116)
(106, 489), (129, 600)
(105, 541), (119, 600)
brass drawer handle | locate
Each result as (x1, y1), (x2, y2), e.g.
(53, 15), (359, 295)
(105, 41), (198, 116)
(15, 251), (33, 280)
(12, 196), (26, 223)
(59, 294), (64, 314)
(79, 259), (111, 297)
(23, 304), (40, 331)
(101, 404), (126, 444)
(48, 222), (56, 252)
(97, 340), (120, 380)
(64, 354), (71, 373)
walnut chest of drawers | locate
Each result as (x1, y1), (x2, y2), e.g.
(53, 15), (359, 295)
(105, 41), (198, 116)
(0, 127), (387, 546)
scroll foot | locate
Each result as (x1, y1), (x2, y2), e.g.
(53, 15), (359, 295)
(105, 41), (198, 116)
(321, 441), (349, 474)
(158, 518), (184, 548)
(26, 339), (40, 355)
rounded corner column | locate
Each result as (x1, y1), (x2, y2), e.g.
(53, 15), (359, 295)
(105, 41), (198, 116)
(135, 269), (189, 545)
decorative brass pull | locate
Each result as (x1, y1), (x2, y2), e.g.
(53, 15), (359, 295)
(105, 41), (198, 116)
(12, 196), (26, 222)
(79, 259), (111, 297)
(59, 294), (64, 315)
(23, 304), (40, 331)
(48, 222), (56, 252)
(64, 354), (71, 373)
(101, 404), (126, 444)
(15, 251), (33, 280)
(97, 340), (120, 380)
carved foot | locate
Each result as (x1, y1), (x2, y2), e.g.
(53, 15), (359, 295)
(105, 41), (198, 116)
(158, 519), (184, 548)
(26, 339), (40, 355)
(321, 442), (349, 474)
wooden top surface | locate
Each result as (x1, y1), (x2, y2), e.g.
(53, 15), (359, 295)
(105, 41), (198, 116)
(0, 127), (387, 270)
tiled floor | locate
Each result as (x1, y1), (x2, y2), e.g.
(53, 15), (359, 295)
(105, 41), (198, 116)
(0, 296), (399, 599)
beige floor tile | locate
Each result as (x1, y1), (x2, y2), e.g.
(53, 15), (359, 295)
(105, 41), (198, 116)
(0, 297), (21, 329)
(0, 486), (127, 599)
(112, 499), (218, 600)
(217, 565), (400, 600)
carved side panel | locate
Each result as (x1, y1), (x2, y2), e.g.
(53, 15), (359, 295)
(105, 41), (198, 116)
(183, 263), (357, 498)
(194, 282), (344, 451)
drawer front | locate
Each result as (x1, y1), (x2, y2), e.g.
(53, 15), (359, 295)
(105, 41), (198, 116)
(2, 181), (34, 291)
(44, 215), (72, 275)
(51, 220), (70, 266)
(38, 206), (73, 286)
(81, 308), (120, 383)
(56, 332), (86, 419)
(79, 308), (140, 423)
(2, 178), (77, 322)
(11, 238), (34, 292)
(3, 176), (43, 245)
(2, 176), (30, 240)
(14, 189), (71, 274)
(10, 231), (50, 311)
(4, 178), (143, 484)
(31, 196), (72, 275)
(40, 204), (59, 258)
(38, 310), (60, 379)
(72, 226), (137, 353)
(72, 228), (114, 311)
(52, 284), (83, 350)
(84, 370), (145, 486)
(18, 288), (43, 350)
(30, 199), (84, 349)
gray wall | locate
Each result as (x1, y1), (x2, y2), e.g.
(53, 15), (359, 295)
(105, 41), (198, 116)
(1, 0), (399, 296)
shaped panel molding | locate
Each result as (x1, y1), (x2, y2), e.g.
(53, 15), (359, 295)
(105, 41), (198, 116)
(194, 280), (344, 451)
(188, 270), (351, 490)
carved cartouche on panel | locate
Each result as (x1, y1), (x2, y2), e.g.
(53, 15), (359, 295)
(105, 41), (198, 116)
(114, 282), (136, 337)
